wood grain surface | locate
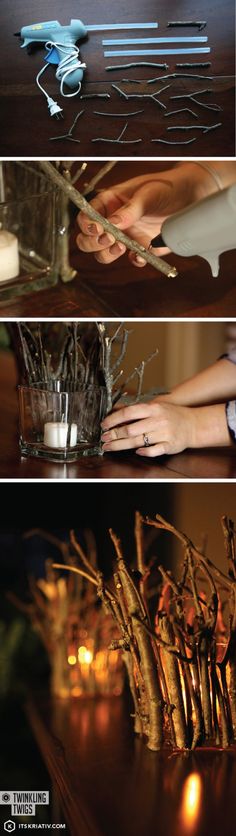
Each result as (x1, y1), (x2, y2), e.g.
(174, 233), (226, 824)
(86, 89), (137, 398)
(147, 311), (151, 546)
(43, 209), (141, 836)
(0, 0), (235, 156)
(26, 694), (236, 836)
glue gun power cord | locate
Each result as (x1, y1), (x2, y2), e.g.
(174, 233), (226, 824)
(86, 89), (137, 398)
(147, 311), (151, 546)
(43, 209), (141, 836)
(36, 40), (86, 117)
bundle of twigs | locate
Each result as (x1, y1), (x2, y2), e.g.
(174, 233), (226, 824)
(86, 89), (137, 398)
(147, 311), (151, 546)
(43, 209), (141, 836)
(10, 322), (159, 413)
(53, 512), (236, 751)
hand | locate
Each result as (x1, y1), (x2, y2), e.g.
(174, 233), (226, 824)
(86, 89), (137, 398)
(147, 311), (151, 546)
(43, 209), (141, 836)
(101, 402), (195, 457)
(76, 163), (211, 269)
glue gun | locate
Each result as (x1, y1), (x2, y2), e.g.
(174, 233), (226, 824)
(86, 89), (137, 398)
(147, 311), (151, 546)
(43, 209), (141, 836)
(16, 19), (88, 89)
(16, 18), (158, 91)
(150, 184), (236, 277)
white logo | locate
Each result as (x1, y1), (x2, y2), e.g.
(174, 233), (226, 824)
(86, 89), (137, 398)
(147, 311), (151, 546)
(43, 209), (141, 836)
(0, 792), (49, 817)
(4, 822), (16, 833)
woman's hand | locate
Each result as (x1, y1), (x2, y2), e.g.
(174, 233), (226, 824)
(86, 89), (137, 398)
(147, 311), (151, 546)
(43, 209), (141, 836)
(101, 401), (195, 457)
(101, 400), (231, 457)
(76, 163), (213, 269)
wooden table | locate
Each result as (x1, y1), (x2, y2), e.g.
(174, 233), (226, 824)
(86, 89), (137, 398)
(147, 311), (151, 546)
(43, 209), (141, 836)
(1, 160), (236, 320)
(1, 350), (236, 480)
(0, 0), (235, 157)
(26, 693), (236, 836)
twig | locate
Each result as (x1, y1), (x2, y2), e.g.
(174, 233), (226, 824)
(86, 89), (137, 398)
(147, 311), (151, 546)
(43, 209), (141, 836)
(146, 73), (213, 82)
(176, 62), (211, 68)
(111, 82), (171, 108)
(221, 516), (236, 579)
(106, 62), (169, 70)
(164, 108), (199, 118)
(49, 110), (84, 143)
(92, 122), (142, 144)
(80, 93), (110, 99)
(167, 21), (207, 31)
(145, 514), (235, 590)
(110, 529), (163, 751)
(152, 138), (197, 145)
(82, 161), (117, 196)
(170, 90), (223, 112)
(93, 109), (144, 117)
(158, 612), (188, 748)
(167, 123), (222, 133)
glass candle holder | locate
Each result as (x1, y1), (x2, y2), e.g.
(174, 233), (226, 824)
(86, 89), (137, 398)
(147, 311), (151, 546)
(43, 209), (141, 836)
(18, 382), (107, 461)
(0, 162), (58, 300)
(50, 615), (124, 699)
(66, 626), (124, 698)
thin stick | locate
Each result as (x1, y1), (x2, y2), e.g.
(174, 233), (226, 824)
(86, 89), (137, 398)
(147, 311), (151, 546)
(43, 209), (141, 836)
(52, 562), (117, 605)
(106, 62), (169, 70)
(152, 137), (197, 145)
(135, 510), (145, 576)
(92, 122), (142, 144)
(159, 613), (188, 748)
(167, 123), (222, 133)
(70, 529), (98, 579)
(145, 514), (235, 590)
(221, 516), (236, 579)
(93, 110), (144, 117)
(164, 108), (199, 118)
(110, 529), (163, 750)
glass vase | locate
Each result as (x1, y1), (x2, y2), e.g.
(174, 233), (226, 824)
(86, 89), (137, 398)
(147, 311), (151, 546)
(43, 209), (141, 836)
(18, 381), (107, 461)
(0, 162), (58, 301)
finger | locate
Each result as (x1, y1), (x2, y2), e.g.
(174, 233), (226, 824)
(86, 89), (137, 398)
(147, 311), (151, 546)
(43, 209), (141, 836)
(136, 443), (170, 458)
(128, 232), (150, 269)
(76, 231), (116, 253)
(77, 190), (124, 236)
(101, 404), (151, 430)
(102, 434), (148, 452)
(107, 182), (167, 231)
(94, 242), (127, 264)
(102, 429), (162, 453)
(101, 417), (157, 442)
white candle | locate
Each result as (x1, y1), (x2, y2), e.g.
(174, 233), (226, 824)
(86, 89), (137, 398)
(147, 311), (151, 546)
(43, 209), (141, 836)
(43, 422), (77, 449)
(0, 230), (19, 282)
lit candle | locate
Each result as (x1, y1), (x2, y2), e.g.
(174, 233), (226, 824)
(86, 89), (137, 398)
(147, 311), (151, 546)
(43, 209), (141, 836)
(0, 230), (19, 282)
(43, 422), (77, 448)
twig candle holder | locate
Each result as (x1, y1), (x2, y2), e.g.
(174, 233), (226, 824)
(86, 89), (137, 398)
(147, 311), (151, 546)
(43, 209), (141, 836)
(10, 322), (159, 461)
(8, 530), (124, 699)
(55, 512), (236, 751)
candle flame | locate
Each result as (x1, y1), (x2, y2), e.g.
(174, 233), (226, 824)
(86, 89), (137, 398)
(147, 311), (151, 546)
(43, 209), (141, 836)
(180, 773), (202, 830)
(78, 645), (93, 665)
(68, 654), (77, 666)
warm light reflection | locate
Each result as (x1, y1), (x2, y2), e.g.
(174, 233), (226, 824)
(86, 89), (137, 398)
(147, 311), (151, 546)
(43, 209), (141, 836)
(78, 645), (93, 665)
(68, 654), (77, 666)
(180, 773), (202, 831)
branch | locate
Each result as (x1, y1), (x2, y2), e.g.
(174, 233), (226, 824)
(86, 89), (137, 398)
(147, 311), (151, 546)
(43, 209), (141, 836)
(82, 161), (117, 196)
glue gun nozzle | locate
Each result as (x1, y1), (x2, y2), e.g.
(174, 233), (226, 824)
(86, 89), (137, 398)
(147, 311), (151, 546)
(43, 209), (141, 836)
(14, 32), (21, 37)
(149, 233), (165, 249)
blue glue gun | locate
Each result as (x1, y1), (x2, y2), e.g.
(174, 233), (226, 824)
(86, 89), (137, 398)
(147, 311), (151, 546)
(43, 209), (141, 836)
(16, 19), (88, 89)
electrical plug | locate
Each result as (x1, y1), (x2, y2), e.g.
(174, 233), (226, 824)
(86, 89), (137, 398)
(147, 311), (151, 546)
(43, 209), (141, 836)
(47, 96), (63, 118)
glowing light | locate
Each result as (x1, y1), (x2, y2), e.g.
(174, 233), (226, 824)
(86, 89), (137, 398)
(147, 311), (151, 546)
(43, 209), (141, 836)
(68, 654), (77, 666)
(78, 645), (93, 665)
(180, 773), (202, 830)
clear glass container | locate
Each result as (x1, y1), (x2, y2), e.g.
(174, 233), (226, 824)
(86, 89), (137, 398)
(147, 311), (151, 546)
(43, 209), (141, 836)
(0, 162), (58, 300)
(50, 618), (124, 699)
(18, 381), (107, 461)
